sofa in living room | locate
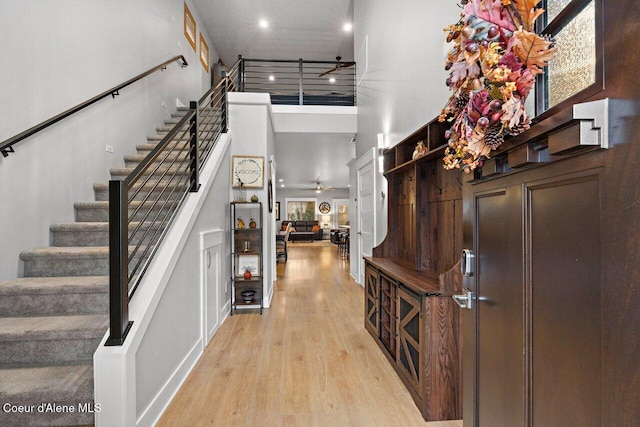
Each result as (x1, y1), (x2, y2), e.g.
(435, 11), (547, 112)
(280, 220), (323, 242)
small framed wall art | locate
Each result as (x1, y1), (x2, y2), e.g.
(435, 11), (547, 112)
(232, 155), (264, 188)
(183, 2), (196, 52)
(199, 33), (209, 72)
(238, 254), (260, 276)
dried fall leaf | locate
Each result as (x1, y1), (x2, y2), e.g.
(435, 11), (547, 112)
(511, 0), (545, 31)
(501, 96), (527, 128)
(509, 29), (557, 74)
(464, 0), (517, 31)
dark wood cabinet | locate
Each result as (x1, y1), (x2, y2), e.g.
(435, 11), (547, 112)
(364, 118), (463, 421)
(365, 258), (462, 421)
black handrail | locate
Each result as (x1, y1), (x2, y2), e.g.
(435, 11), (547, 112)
(0, 55), (188, 158)
(106, 73), (229, 346)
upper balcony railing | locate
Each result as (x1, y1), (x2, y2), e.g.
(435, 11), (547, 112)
(227, 56), (356, 106)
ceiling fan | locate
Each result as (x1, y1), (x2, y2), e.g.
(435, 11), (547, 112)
(318, 56), (356, 77)
(302, 179), (335, 193)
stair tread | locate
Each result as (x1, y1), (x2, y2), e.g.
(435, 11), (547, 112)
(0, 314), (108, 341)
(0, 276), (108, 296)
(93, 181), (187, 190)
(125, 152), (186, 159)
(0, 364), (93, 397)
(147, 134), (191, 141)
(136, 143), (190, 152)
(75, 200), (167, 208)
(20, 246), (110, 259)
(110, 165), (190, 175)
(51, 221), (160, 231)
(50, 222), (108, 231)
(21, 245), (146, 256)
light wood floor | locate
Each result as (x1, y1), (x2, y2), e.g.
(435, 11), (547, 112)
(158, 243), (463, 427)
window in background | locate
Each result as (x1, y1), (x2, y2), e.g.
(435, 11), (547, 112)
(285, 199), (317, 221)
(537, 0), (601, 115)
(334, 199), (349, 227)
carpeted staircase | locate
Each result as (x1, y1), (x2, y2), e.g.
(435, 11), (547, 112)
(0, 108), (192, 426)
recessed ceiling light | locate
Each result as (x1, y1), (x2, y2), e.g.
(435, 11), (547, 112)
(278, 179), (284, 182)
(343, 23), (352, 32)
(280, 184), (285, 188)
(269, 75), (275, 81)
(259, 19), (269, 28)
(329, 77), (336, 83)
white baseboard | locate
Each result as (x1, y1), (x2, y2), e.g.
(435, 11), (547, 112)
(138, 339), (203, 427)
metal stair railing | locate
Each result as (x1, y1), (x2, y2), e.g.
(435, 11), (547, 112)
(105, 70), (232, 346)
(0, 55), (188, 158)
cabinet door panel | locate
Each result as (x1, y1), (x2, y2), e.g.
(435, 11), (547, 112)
(527, 174), (602, 427)
(364, 265), (378, 335)
(379, 274), (398, 357)
(398, 287), (421, 393)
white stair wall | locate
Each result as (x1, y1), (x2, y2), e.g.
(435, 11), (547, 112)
(94, 132), (232, 427)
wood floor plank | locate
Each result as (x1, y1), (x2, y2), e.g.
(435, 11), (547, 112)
(158, 243), (463, 427)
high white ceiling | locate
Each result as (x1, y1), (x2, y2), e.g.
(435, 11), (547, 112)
(274, 133), (355, 190)
(193, 0), (355, 65)
(192, 0), (356, 190)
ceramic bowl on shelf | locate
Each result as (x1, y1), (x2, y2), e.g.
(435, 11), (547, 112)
(240, 290), (256, 303)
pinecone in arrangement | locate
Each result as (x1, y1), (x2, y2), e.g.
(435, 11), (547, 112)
(485, 125), (505, 149)
(453, 92), (470, 111)
(508, 119), (531, 136)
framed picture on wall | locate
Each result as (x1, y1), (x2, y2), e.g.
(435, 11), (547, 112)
(286, 199), (317, 221)
(275, 202), (280, 220)
(183, 2), (196, 52)
(232, 155), (264, 188)
(199, 33), (209, 72)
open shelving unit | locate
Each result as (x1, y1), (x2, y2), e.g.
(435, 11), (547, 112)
(230, 202), (263, 314)
(364, 116), (463, 421)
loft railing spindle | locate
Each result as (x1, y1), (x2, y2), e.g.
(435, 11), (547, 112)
(298, 58), (304, 105)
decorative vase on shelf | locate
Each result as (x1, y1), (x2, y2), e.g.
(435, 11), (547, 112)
(233, 183), (246, 202)
(250, 194), (259, 202)
(237, 218), (245, 229)
(249, 218), (257, 229)
(412, 141), (426, 159)
(243, 269), (252, 280)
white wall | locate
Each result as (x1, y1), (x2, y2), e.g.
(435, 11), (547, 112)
(0, 0), (218, 281)
(352, 0), (459, 245)
(134, 145), (231, 425)
(94, 134), (231, 427)
(227, 93), (276, 305)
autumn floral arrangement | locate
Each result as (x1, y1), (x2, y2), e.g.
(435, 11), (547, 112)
(440, 0), (557, 172)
